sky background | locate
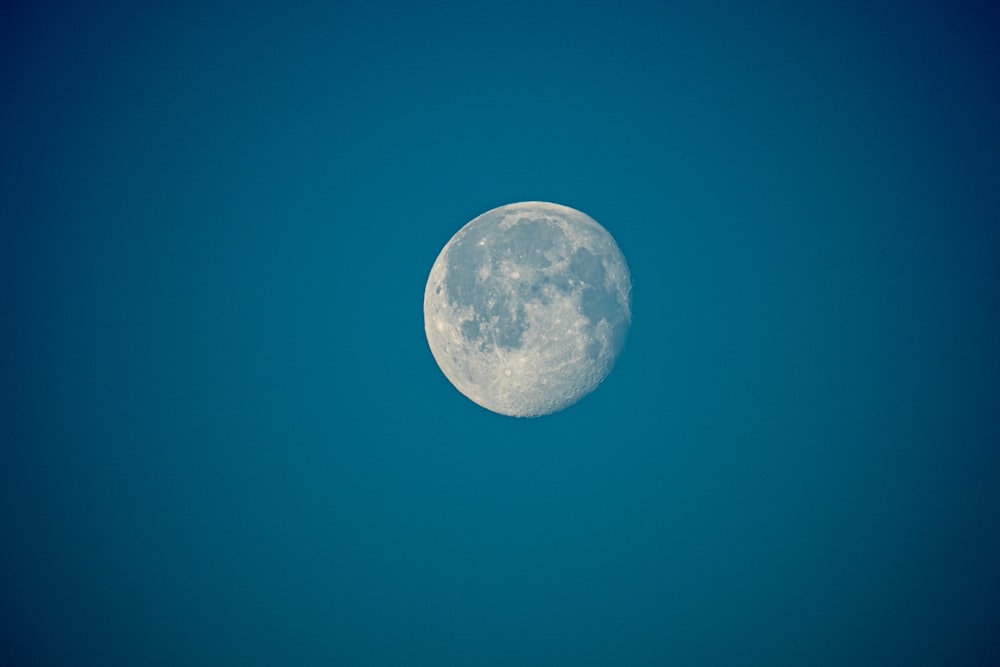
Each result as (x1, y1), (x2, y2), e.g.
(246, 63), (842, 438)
(2, 1), (1000, 665)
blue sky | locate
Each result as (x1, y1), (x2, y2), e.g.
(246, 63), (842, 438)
(3, 1), (999, 664)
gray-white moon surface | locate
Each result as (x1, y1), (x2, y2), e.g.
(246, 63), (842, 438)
(424, 202), (632, 417)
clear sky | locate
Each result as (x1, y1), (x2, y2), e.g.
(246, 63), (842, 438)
(3, 1), (999, 664)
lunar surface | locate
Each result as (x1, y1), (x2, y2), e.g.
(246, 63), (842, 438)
(424, 201), (631, 417)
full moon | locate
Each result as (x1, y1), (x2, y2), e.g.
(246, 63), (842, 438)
(424, 201), (632, 417)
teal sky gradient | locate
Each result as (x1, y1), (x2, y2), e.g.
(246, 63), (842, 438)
(3, 1), (999, 664)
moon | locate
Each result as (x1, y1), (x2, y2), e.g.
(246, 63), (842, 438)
(424, 201), (632, 417)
